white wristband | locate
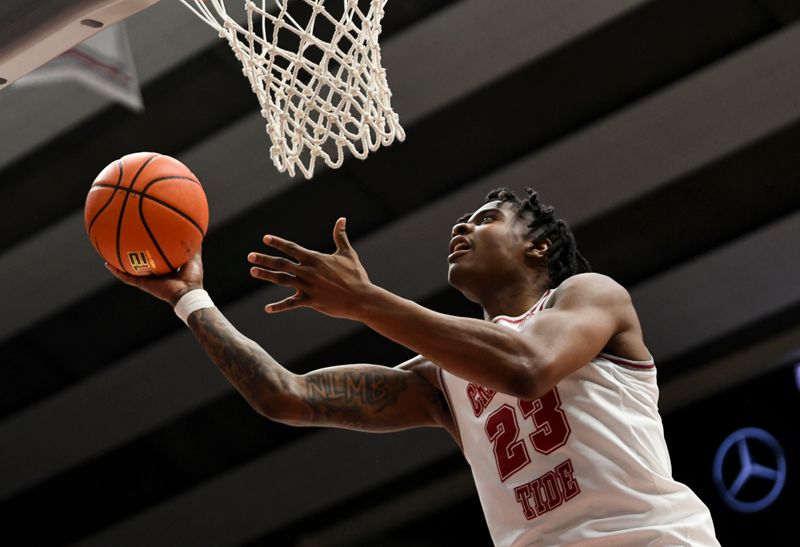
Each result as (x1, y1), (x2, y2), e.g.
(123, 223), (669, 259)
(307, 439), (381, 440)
(174, 289), (215, 324)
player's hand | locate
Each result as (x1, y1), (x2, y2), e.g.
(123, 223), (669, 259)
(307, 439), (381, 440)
(105, 250), (205, 306)
(248, 218), (374, 319)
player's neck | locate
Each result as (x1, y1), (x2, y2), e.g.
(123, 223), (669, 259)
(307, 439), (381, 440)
(481, 277), (551, 321)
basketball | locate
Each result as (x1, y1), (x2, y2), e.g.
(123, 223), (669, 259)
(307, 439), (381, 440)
(84, 152), (209, 276)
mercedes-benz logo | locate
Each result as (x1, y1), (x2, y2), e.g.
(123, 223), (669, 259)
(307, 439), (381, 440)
(713, 427), (786, 513)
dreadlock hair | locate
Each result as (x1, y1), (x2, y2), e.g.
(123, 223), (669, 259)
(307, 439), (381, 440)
(481, 187), (591, 288)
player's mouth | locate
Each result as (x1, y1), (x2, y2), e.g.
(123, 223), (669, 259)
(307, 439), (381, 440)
(448, 235), (472, 262)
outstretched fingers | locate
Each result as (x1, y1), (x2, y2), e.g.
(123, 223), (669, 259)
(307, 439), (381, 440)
(248, 252), (300, 275)
(249, 266), (302, 289)
(332, 217), (353, 255)
(262, 234), (316, 263)
(253, 220), (361, 317)
(265, 292), (306, 313)
(248, 249), (305, 289)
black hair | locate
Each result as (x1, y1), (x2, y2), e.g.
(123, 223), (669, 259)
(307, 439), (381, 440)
(459, 187), (591, 288)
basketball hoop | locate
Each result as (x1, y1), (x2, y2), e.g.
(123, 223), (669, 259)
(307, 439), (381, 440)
(179, 0), (405, 179)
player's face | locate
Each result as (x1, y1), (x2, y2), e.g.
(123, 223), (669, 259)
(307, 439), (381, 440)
(447, 201), (532, 301)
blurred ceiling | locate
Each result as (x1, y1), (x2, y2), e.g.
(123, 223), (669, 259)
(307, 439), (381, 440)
(1, 1), (800, 545)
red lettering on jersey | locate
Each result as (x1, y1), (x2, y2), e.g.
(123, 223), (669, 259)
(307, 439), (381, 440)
(528, 477), (547, 515)
(483, 387), (572, 482)
(512, 459), (581, 521)
(540, 471), (563, 511)
(485, 404), (531, 481)
(466, 383), (497, 417)
(518, 389), (570, 454)
(554, 459), (580, 500)
(529, 476), (547, 516)
(513, 483), (536, 519)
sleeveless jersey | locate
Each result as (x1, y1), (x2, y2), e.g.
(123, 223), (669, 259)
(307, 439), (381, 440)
(439, 290), (718, 546)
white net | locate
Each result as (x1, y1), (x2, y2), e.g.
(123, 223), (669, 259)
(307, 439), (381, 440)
(180, 0), (405, 179)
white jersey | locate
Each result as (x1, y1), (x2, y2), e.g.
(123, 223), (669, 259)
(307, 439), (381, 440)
(439, 290), (718, 546)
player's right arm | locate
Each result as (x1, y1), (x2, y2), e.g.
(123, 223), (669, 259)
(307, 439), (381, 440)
(188, 306), (451, 432)
(105, 252), (452, 434)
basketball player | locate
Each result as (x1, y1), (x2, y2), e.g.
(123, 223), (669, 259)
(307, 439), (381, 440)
(107, 188), (719, 546)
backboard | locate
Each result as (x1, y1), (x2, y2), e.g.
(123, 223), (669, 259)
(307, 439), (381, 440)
(0, 0), (159, 89)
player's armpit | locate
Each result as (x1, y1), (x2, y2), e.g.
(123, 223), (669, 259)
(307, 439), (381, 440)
(279, 357), (452, 434)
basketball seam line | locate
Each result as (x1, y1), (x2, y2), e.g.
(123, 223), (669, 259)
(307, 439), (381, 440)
(92, 175), (201, 188)
(116, 154), (160, 272)
(92, 181), (207, 237)
(138, 201), (173, 273)
(87, 159), (124, 237)
(138, 177), (178, 273)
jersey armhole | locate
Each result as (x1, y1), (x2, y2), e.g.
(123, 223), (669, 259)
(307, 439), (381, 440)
(597, 352), (656, 370)
(437, 368), (465, 451)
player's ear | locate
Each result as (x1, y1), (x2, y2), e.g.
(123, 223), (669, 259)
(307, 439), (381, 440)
(525, 238), (550, 260)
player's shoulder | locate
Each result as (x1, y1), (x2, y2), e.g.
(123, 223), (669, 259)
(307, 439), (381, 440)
(550, 272), (632, 309)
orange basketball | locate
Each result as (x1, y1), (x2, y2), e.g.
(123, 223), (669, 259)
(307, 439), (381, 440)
(84, 152), (209, 276)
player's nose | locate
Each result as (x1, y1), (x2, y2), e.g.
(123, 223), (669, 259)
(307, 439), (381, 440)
(451, 222), (472, 237)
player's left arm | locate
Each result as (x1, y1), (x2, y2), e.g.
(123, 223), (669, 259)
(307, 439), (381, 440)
(249, 219), (631, 400)
(353, 273), (630, 400)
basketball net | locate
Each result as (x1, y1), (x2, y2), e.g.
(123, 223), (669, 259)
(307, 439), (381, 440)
(180, 0), (405, 179)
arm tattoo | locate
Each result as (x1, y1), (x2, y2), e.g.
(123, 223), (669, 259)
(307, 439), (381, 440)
(301, 369), (411, 430)
(188, 308), (293, 410)
(186, 308), (424, 431)
(305, 371), (406, 412)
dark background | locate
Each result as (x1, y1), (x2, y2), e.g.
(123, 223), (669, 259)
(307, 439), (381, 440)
(666, 363), (798, 547)
(1, 1), (799, 545)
